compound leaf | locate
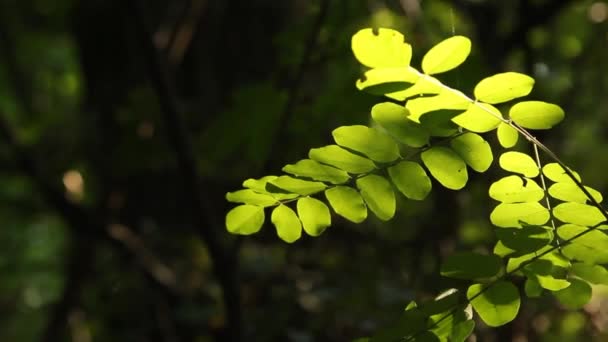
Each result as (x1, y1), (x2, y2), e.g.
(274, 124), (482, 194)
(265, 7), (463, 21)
(548, 183), (603, 204)
(542, 163), (581, 184)
(474, 72), (534, 104)
(356, 67), (418, 97)
(497, 122), (519, 148)
(226, 189), (278, 207)
(495, 226), (552, 254)
(489, 176), (544, 203)
(297, 197), (331, 236)
(571, 263), (608, 285)
(554, 278), (592, 309)
(553, 203), (606, 226)
(309, 145), (376, 174)
(509, 101), (565, 129)
(450, 132), (493, 172)
(271, 205), (302, 243)
(283, 159), (350, 184)
(452, 102), (502, 133)
(226, 205), (265, 235)
(405, 90), (469, 123)
(325, 186), (367, 223)
(356, 175), (396, 221)
(351, 28), (412, 68)
(422, 35), (472, 75)
(422, 147), (468, 190)
(333, 125), (400, 162)
(371, 102), (429, 147)
(499, 151), (539, 178)
(440, 252), (502, 280)
(269, 176), (327, 196)
(490, 202), (550, 228)
(467, 281), (520, 327)
(388, 161), (432, 200)
(557, 224), (608, 264)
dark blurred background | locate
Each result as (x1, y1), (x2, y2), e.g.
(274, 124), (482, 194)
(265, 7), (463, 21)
(0, 0), (607, 341)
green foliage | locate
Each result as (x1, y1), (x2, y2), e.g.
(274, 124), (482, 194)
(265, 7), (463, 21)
(225, 27), (608, 340)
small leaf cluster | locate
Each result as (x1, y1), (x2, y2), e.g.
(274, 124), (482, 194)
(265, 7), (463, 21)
(225, 27), (608, 341)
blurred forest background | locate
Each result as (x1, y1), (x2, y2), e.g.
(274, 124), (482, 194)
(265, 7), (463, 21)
(0, 0), (608, 341)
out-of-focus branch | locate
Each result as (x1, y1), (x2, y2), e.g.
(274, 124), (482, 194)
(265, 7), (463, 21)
(127, 1), (242, 340)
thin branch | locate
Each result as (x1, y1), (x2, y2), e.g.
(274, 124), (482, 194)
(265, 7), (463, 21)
(126, 1), (242, 339)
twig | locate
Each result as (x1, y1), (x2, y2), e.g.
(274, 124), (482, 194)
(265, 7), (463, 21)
(127, 0), (242, 339)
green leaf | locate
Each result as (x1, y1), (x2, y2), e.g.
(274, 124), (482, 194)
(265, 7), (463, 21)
(523, 260), (571, 291)
(243, 175), (278, 192)
(548, 183), (603, 204)
(398, 75), (443, 99)
(509, 101), (565, 129)
(269, 176), (327, 196)
(421, 147), (468, 190)
(421, 36), (471, 75)
(557, 224), (608, 264)
(495, 226), (552, 254)
(571, 263), (608, 285)
(450, 133), (493, 172)
(507, 247), (570, 273)
(332, 125), (400, 162)
(356, 67), (419, 98)
(371, 102), (430, 147)
(494, 240), (516, 258)
(450, 319), (475, 342)
(309, 145), (376, 174)
(297, 197), (331, 236)
(542, 163), (581, 184)
(419, 109), (460, 137)
(351, 28), (412, 68)
(388, 161), (432, 200)
(226, 205), (265, 235)
(226, 189), (278, 207)
(489, 176), (544, 203)
(452, 102), (502, 133)
(405, 90), (469, 123)
(282, 159), (350, 184)
(440, 252), (502, 280)
(497, 122), (519, 148)
(419, 289), (461, 317)
(524, 278), (543, 297)
(554, 278), (592, 309)
(474, 72), (534, 104)
(490, 202), (550, 228)
(271, 205), (302, 243)
(499, 151), (539, 178)
(356, 175), (395, 221)
(370, 306), (427, 342)
(553, 203), (606, 226)
(325, 186), (367, 223)
(467, 281), (520, 327)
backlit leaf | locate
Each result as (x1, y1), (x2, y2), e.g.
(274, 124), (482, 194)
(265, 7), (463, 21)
(497, 122), (519, 148)
(450, 133), (493, 172)
(490, 202), (550, 228)
(524, 278), (543, 297)
(309, 145), (376, 174)
(489, 176), (544, 203)
(452, 102), (502, 133)
(467, 281), (520, 327)
(226, 189), (278, 207)
(269, 176), (327, 196)
(325, 186), (367, 223)
(332, 125), (400, 162)
(419, 109), (460, 137)
(557, 224), (608, 264)
(509, 101), (565, 129)
(226, 205), (265, 235)
(405, 90), (469, 123)
(542, 163), (581, 184)
(356, 175), (395, 221)
(499, 151), (539, 178)
(554, 278), (592, 309)
(351, 28), (412, 68)
(440, 252), (502, 280)
(283, 159), (350, 184)
(397, 75), (443, 99)
(297, 197), (331, 236)
(571, 263), (608, 285)
(356, 67), (419, 99)
(422, 36), (471, 75)
(371, 102), (429, 147)
(421, 147), (468, 190)
(548, 183), (603, 204)
(495, 226), (552, 254)
(523, 260), (571, 291)
(271, 205), (302, 243)
(553, 203), (606, 226)
(474, 72), (534, 104)
(388, 161), (432, 200)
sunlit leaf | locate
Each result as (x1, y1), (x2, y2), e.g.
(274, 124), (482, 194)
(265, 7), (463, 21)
(507, 246), (570, 273)
(419, 109), (460, 137)
(467, 281), (520, 327)
(490, 202), (550, 228)
(226, 205), (265, 235)
(523, 260), (571, 291)
(497, 122), (519, 148)
(356, 175), (395, 221)
(542, 163), (581, 184)
(297, 197), (331, 236)
(452, 102), (502, 133)
(450, 133), (493, 172)
(499, 151), (539, 178)
(474, 72), (534, 104)
(524, 278), (543, 297)
(356, 67), (418, 97)
(332, 125), (400, 162)
(553, 203), (606, 226)
(351, 28), (412, 68)
(554, 278), (592, 309)
(440, 252), (502, 280)
(509, 101), (565, 129)
(226, 189), (278, 207)
(571, 263), (608, 285)
(422, 36), (471, 75)
(388, 161), (432, 200)
(269, 176), (327, 196)
(271, 205), (302, 243)
(489, 176), (544, 203)
(309, 145), (376, 174)
(325, 186), (367, 223)
(405, 90), (469, 123)
(421, 147), (468, 190)
(371, 102), (429, 147)
(283, 159), (350, 184)
(495, 226), (552, 254)
(243, 175), (278, 192)
(548, 183), (603, 204)
(397, 75), (443, 99)
(557, 224), (608, 264)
